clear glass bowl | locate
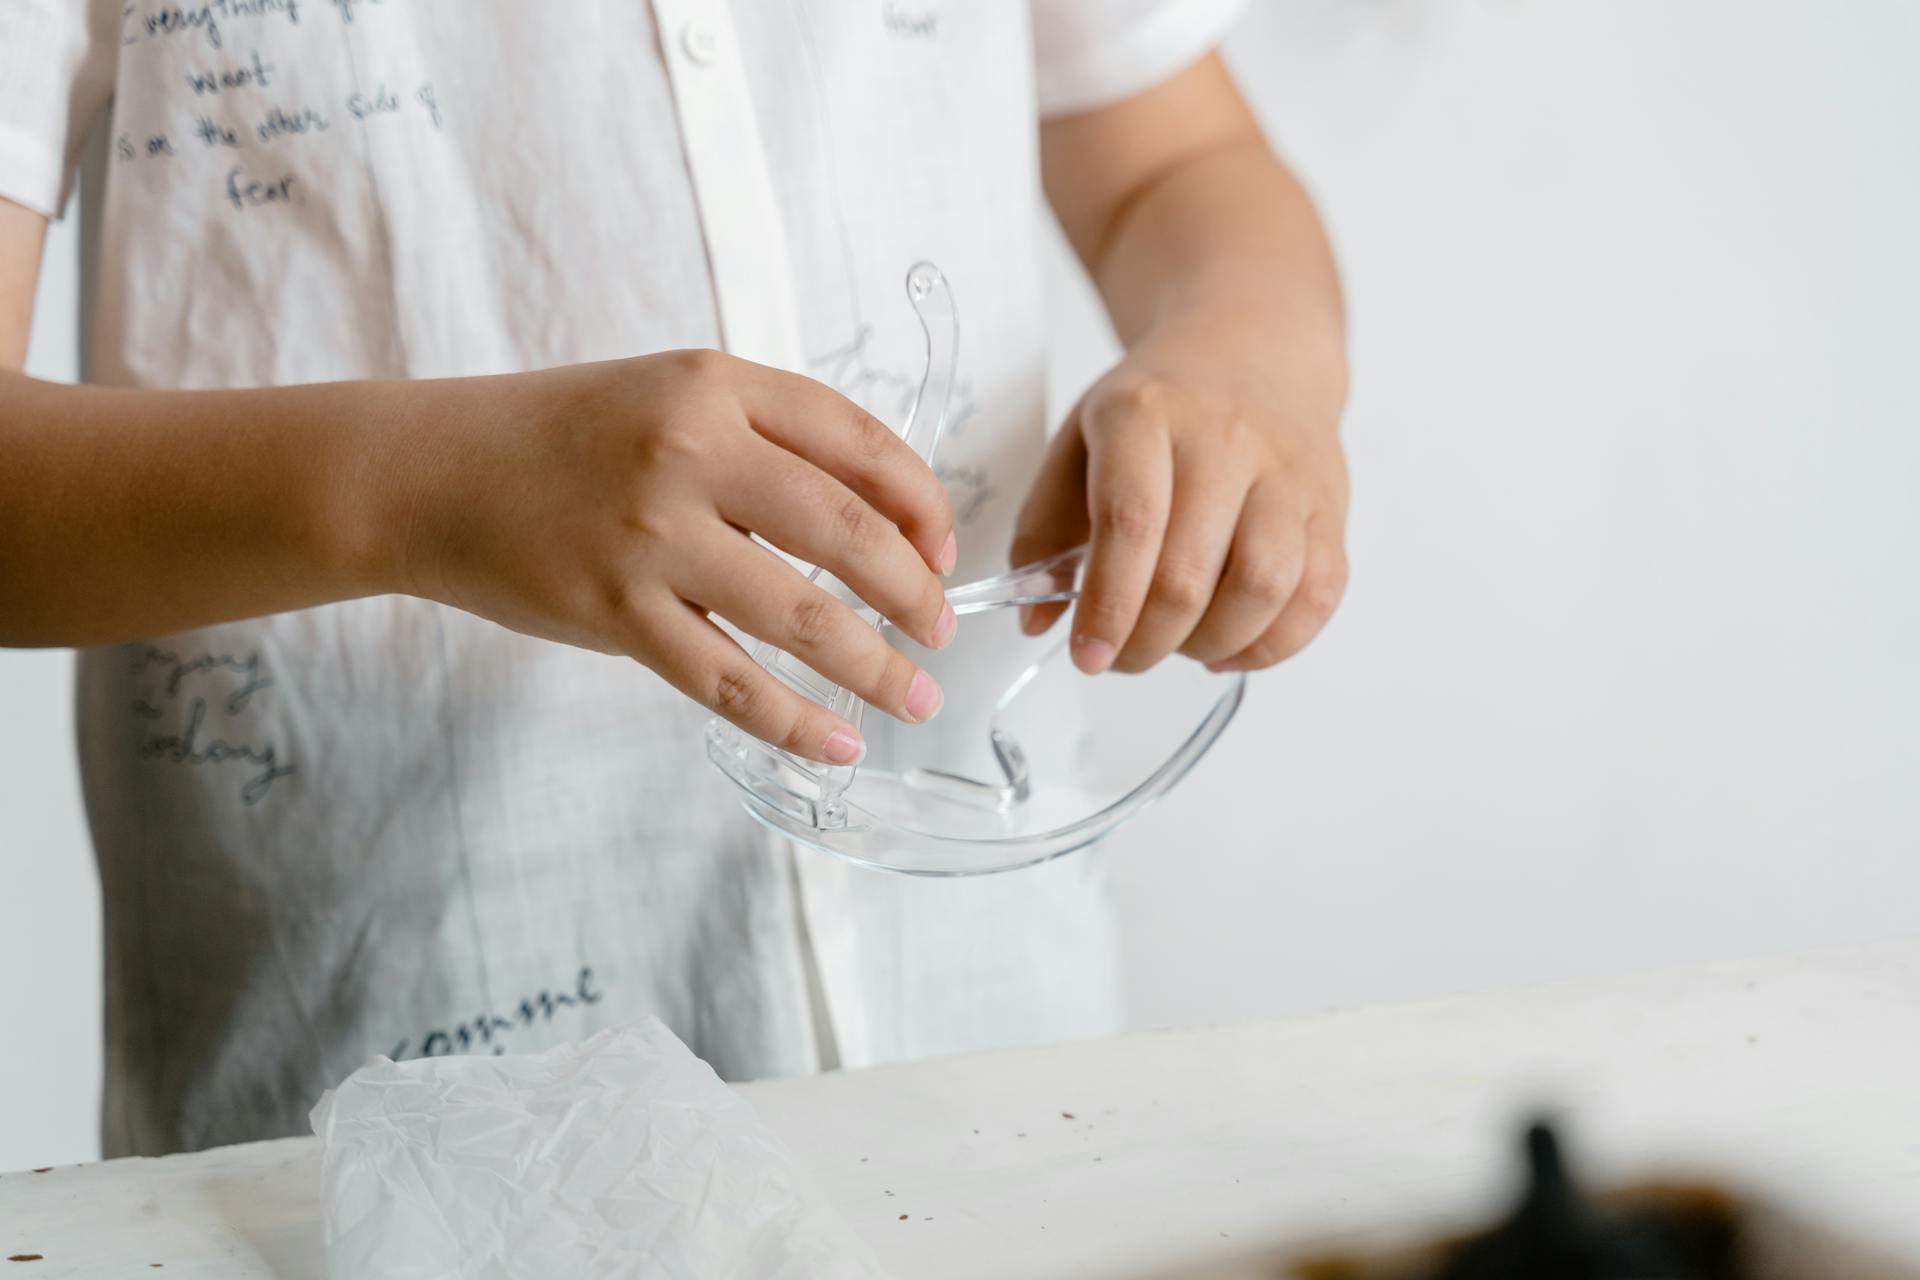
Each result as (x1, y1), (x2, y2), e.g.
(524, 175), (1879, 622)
(702, 261), (1247, 875)
(706, 583), (1247, 876)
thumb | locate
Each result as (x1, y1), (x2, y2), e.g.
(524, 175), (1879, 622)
(1009, 403), (1091, 636)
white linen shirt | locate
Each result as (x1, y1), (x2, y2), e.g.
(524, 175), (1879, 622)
(0, 0), (1243, 1156)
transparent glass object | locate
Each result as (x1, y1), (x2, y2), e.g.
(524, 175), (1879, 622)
(705, 263), (1246, 876)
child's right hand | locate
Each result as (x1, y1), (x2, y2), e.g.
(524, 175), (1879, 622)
(383, 350), (958, 765)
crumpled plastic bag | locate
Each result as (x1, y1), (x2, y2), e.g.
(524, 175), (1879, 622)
(309, 1019), (889, 1279)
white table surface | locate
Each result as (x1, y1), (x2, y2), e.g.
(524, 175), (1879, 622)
(5, 939), (1918, 1278)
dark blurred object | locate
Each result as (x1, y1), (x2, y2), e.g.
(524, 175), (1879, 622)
(1427, 1122), (1744, 1280)
(1290, 1121), (1759, 1280)
(1151, 1110), (1920, 1280)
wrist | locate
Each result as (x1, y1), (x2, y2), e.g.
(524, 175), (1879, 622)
(1139, 303), (1350, 431)
(316, 375), (455, 602)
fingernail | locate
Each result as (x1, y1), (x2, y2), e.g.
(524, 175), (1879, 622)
(904, 670), (943, 723)
(937, 530), (958, 576)
(1072, 636), (1116, 675)
(931, 601), (958, 648)
(1205, 659), (1240, 674)
(823, 728), (866, 765)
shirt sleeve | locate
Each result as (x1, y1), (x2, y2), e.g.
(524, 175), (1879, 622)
(0, 0), (118, 218)
(1029, 0), (1246, 119)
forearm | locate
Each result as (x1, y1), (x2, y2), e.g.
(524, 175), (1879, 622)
(0, 370), (419, 646)
(1092, 139), (1345, 381)
(1041, 55), (1347, 413)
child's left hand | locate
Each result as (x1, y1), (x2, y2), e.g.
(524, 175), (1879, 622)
(1010, 319), (1349, 675)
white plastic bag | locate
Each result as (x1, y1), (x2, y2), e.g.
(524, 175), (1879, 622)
(310, 1019), (888, 1279)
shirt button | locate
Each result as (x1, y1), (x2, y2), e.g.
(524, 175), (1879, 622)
(681, 21), (719, 66)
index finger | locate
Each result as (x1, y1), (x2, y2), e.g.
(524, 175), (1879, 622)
(735, 363), (957, 575)
(1069, 415), (1173, 674)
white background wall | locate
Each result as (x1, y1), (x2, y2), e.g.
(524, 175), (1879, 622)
(4, 1), (1917, 1171)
